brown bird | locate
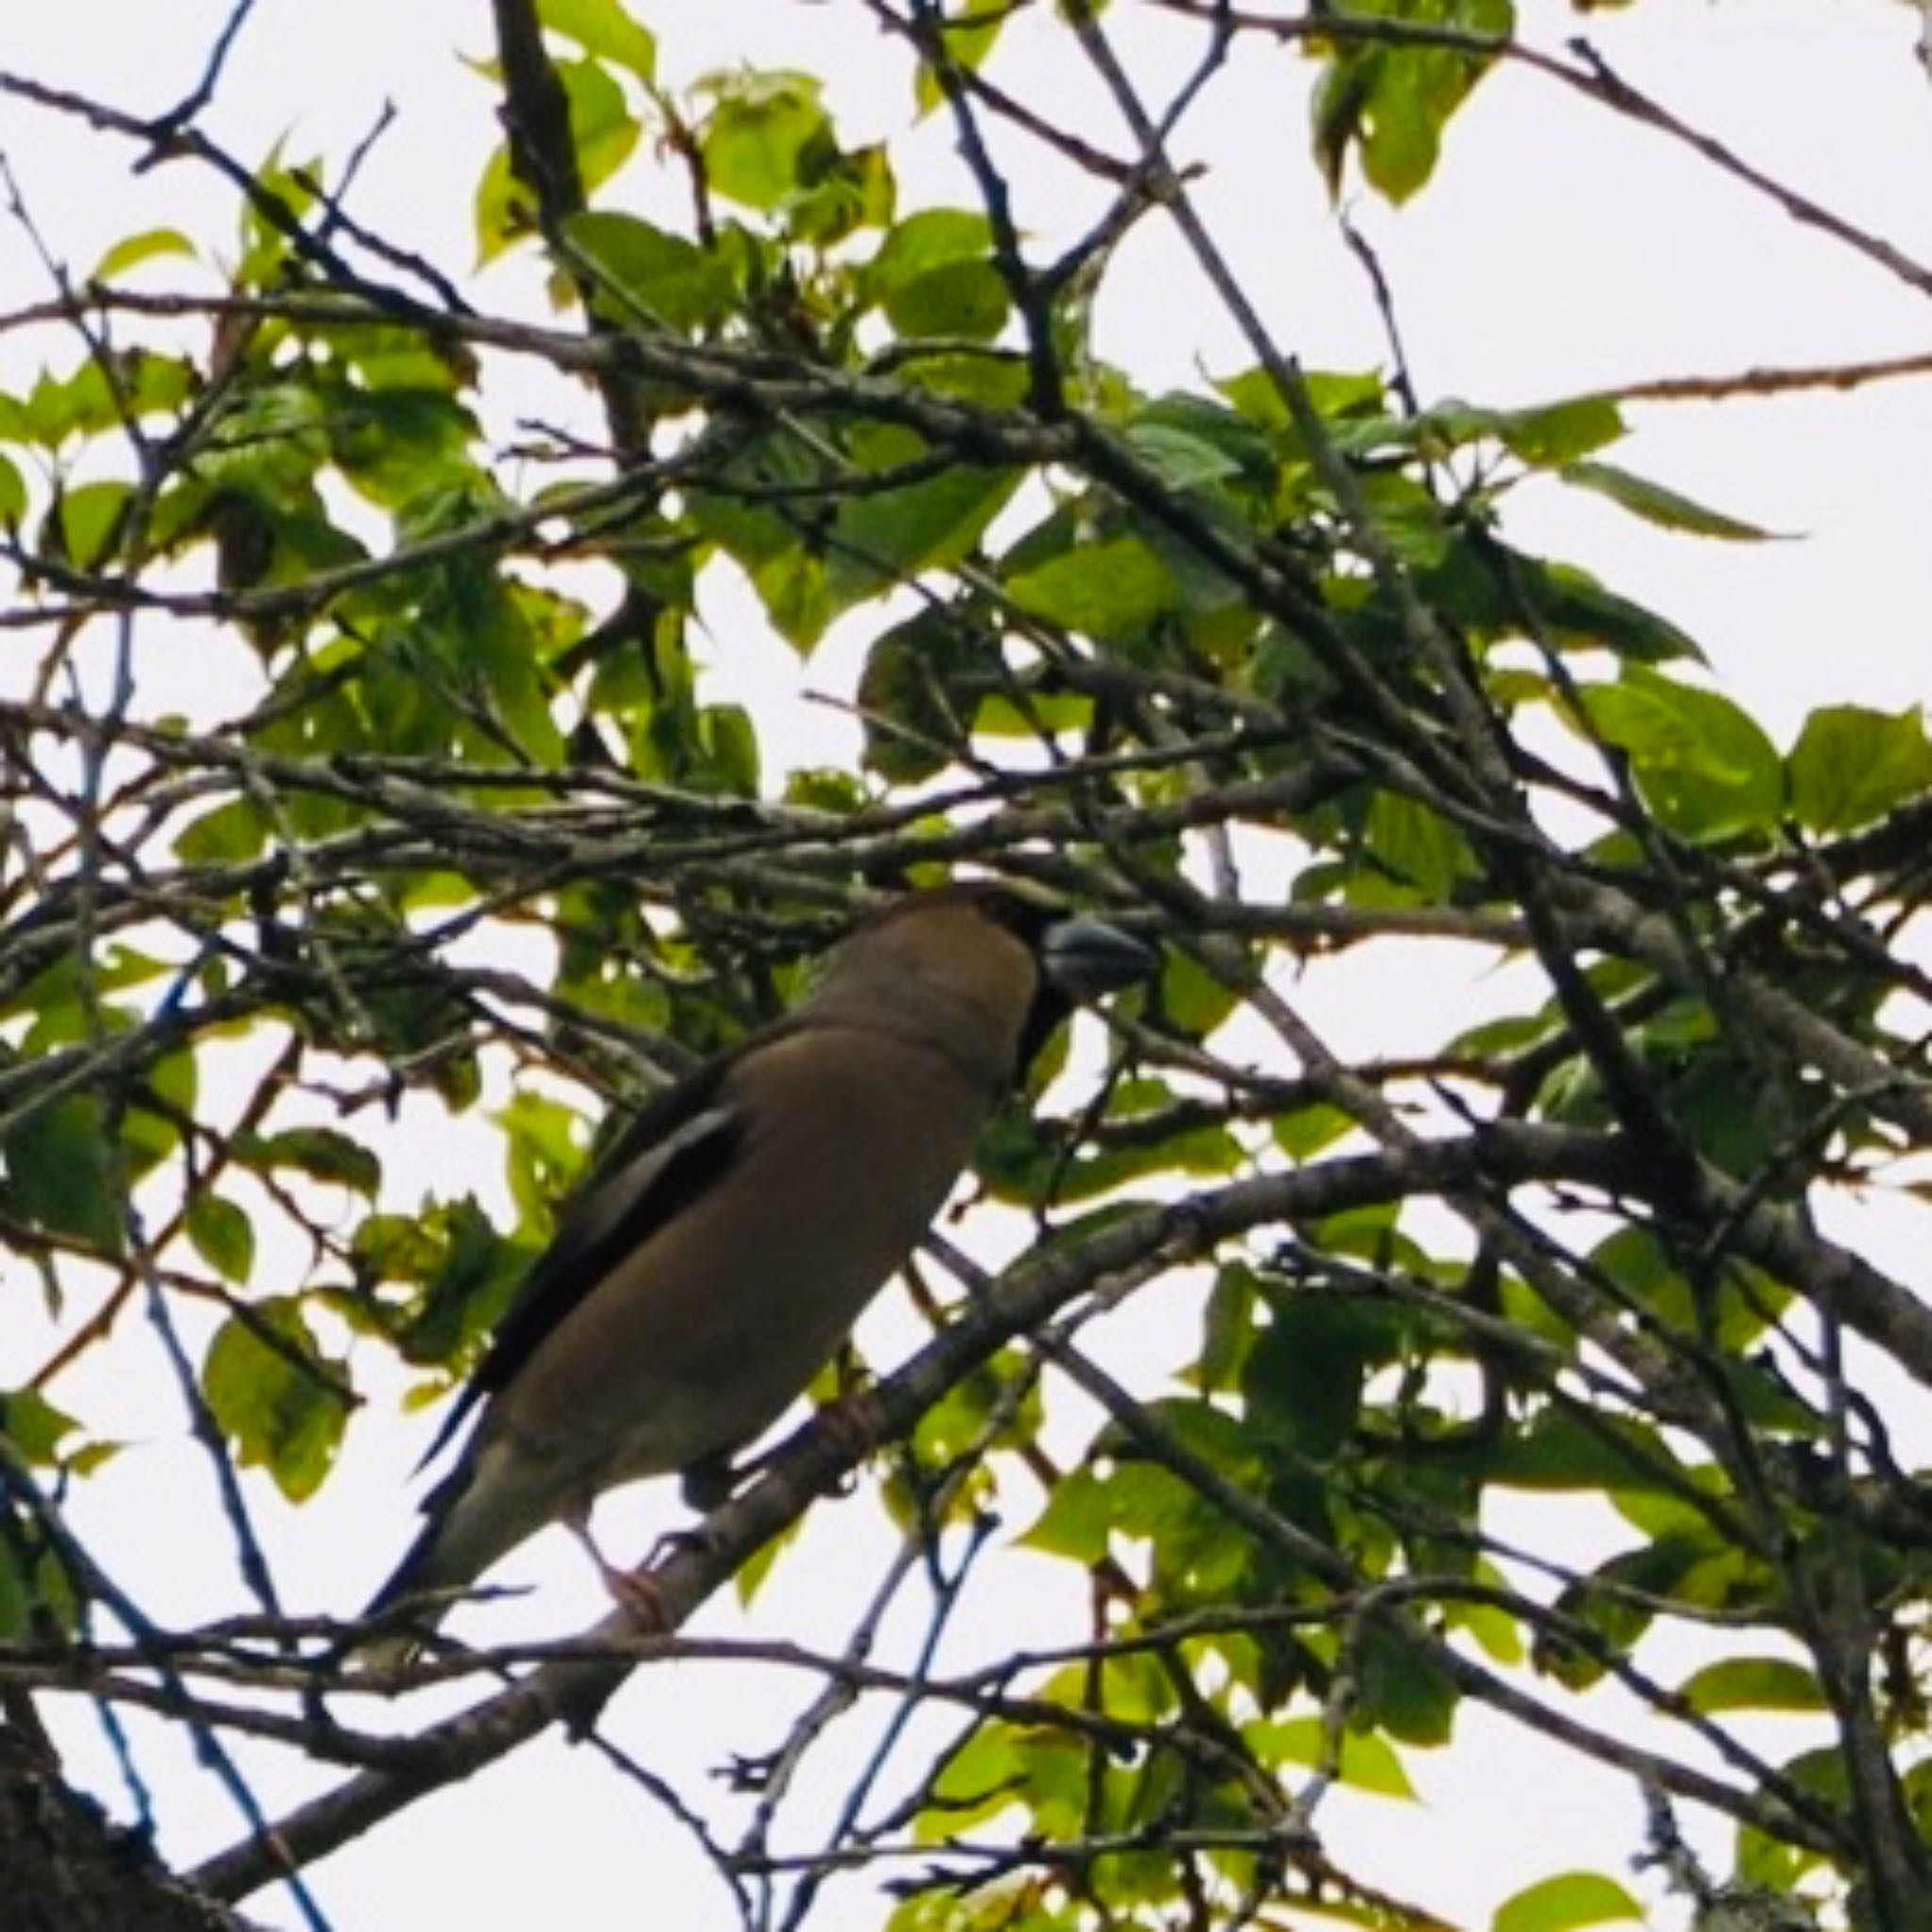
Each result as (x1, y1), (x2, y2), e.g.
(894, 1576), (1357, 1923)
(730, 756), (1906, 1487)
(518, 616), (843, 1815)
(354, 881), (1153, 1663)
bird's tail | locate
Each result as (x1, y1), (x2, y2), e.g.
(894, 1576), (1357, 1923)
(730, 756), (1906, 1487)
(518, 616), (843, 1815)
(342, 1511), (467, 1672)
(341, 1450), (502, 1671)
(342, 1437), (551, 1672)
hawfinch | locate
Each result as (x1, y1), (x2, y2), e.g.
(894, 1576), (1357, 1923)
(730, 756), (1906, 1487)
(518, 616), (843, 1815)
(355, 882), (1153, 1663)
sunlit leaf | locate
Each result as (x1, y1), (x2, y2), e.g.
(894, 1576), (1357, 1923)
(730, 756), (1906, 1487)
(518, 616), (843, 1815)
(1580, 667), (1783, 840)
(1788, 704), (1932, 832)
(538, 0), (656, 79)
(1246, 1716), (1419, 1799)
(700, 71), (832, 211)
(91, 227), (198, 281)
(203, 1297), (349, 1502)
(1675, 1656), (1825, 1715)
(566, 210), (733, 331)
(1560, 458), (1773, 541)
(1006, 537), (1177, 641)
(1494, 1873), (1643, 1932)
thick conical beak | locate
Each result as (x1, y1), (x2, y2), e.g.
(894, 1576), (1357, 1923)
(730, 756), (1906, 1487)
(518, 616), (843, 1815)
(1039, 914), (1158, 998)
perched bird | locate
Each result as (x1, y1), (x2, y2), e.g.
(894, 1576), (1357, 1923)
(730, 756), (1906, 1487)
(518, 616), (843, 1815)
(354, 880), (1153, 1663)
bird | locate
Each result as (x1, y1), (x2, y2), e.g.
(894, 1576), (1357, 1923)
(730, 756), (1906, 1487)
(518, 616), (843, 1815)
(352, 880), (1154, 1665)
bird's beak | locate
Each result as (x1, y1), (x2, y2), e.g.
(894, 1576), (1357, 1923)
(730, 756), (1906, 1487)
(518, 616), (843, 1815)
(1039, 914), (1158, 997)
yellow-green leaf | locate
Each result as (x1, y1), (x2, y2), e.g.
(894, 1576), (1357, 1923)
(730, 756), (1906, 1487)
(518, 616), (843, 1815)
(1493, 1873), (1642, 1932)
(91, 227), (198, 281)
(1788, 704), (1932, 832)
(1560, 459), (1773, 541)
(538, 0), (656, 79)
(1006, 537), (1176, 642)
(202, 1298), (349, 1502)
(1675, 1657), (1825, 1715)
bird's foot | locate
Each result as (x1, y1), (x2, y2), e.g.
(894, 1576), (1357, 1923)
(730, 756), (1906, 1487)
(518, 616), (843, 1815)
(566, 1516), (675, 1634)
(813, 1391), (885, 1493)
(599, 1561), (673, 1635)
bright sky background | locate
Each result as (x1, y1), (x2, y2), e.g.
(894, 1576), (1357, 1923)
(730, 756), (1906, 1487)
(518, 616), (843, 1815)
(6, 2), (1932, 1928)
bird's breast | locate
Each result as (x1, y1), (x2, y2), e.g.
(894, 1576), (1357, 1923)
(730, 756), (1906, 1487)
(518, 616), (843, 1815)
(495, 1025), (997, 1488)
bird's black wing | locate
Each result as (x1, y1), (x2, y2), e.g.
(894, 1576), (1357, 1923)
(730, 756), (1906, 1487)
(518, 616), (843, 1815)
(419, 1029), (789, 1464)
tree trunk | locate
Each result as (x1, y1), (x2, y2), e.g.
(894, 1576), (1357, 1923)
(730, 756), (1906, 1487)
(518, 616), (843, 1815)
(0, 1721), (260, 1932)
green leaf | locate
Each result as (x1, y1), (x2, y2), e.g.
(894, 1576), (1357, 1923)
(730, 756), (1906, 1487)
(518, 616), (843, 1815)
(174, 797), (269, 865)
(475, 59), (638, 264)
(700, 72), (832, 212)
(868, 209), (1007, 339)
(827, 433), (1022, 613)
(1158, 946), (1240, 1037)
(1242, 1294), (1392, 1456)
(1246, 1716), (1418, 1799)
(788, 141), (896, 246)
(124, 1045), (196, 1179)
(566, 210), (733, 332)
(911, 10), (1005, 116)
(1130, 393), (1278, 491)
(1199, 1262), (1260, 1392)
(202, 1297), (348, 1502)
(0, 454), (25, 525)
(0, 1525), (79, 1643)
(1309, 0), (1510, 204)
(1580, 667), (1783, 840)
(892, 348), (1029, 408)
(699, 702), (760, 794)
(1456, 551), (1702, 666)
(918, 1722), (1030, 1839)
(1543, 1533), (1749, 1687)
(1272, 1103), (1355, 1160)
(0, 1388), (79, 1464)
(867, 208), (991, 290)
(1739, 1748), (1845, 1890)
(1560, 459), (1773, 541)
(497, 1090), (592, 1226)
(5, 1094), (123, 1250)
(1492, 1873), (1643, 1932)
(1675, 1656), (1826, 1715)
(1006, 537), (1176, 641)
(751, 542), (830, 651)
(1125, 421), (1246, 493)
(91, 227), (198, 281)
(857, 607), (995, 781)
(562, 57), (641, 198)
(894, 258), (1008, 341)
(1024, 1419), (1259, 1603)
(908, 1352), (1040, 1474)
(1494, 395), (1624, 466)
(49, 478), (133, 569)
(1366, 791), (1474, 899)
(239, 1126), (382, 1197)
(21, 361), (117, 446)
(1488, 1406), (1685, 1497)
(186, 1193), (257, 1284)
(1334, 391), (1622, 466)
(375, 1196), (523, 1366)
(1787, 704), (1932, 832)
(1451, 1563), (1527, 1664)
(234, 145), (321, 287)
(1355, 1617), (1457, 1744)
(538, 0), (657, 79)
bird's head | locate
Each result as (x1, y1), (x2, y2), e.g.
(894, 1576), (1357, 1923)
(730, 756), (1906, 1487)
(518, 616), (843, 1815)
(813, 880), (1156, 1081)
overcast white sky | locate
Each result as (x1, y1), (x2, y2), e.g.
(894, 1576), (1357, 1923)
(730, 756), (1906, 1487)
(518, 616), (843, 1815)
(6, 2), (1932, 1928)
